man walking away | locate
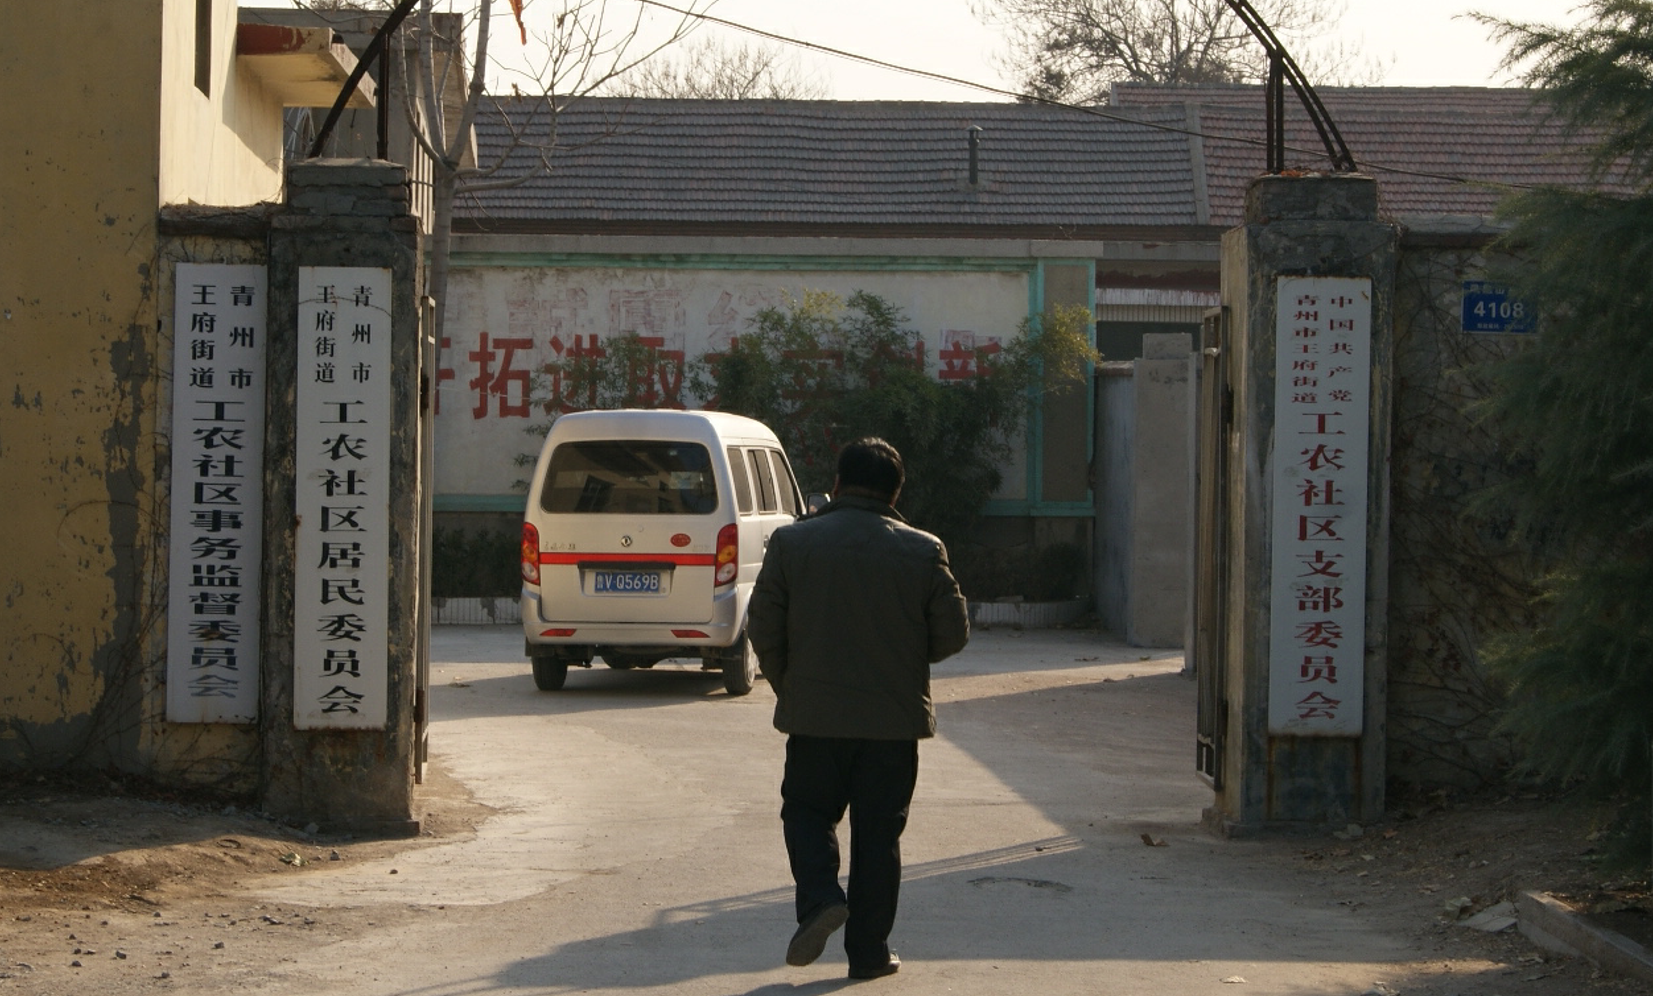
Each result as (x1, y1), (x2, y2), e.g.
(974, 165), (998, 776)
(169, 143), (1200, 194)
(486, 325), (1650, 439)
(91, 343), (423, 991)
(748, 437), (971, 980)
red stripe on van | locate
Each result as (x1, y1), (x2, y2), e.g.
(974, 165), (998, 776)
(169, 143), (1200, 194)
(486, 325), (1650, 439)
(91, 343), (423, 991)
(538, 552), (717, 566)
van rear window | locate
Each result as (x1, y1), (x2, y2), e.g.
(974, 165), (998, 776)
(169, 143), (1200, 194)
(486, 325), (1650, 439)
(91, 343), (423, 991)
(541, 441), (718, 515)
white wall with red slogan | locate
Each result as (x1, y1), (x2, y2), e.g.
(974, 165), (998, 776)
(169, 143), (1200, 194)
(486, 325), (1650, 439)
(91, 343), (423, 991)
(433, 264), (1035, 501)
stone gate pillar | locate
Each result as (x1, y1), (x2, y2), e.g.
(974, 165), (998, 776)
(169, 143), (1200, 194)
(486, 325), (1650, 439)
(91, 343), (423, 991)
(1205, 175), (1397, 833)
(262, 160), (424, 833)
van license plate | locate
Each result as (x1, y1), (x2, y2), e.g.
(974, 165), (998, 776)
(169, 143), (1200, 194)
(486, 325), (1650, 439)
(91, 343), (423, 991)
(592, 570), (662, 594)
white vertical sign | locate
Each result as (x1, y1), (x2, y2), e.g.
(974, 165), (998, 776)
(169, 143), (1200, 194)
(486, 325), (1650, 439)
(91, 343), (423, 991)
(294, 267), (392, 729)
(167, 263), (266, 724)
(1268, 276), (1371, 736)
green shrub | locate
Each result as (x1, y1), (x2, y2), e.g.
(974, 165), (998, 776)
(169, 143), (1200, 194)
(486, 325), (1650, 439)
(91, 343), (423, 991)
(688, 290), (1097, 547)
(952, 542), (1088, 602)
(431, 527), (521, 599)
(513, 289), (1098, 595)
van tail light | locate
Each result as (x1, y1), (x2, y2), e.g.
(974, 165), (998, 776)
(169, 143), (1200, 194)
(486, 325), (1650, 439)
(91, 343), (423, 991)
(521, 523), (541, 586)
(714, 523), (738, 587)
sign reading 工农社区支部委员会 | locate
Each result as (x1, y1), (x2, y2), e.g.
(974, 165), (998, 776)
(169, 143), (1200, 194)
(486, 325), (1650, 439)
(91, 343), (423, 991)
(1268, 276), (1372, 738)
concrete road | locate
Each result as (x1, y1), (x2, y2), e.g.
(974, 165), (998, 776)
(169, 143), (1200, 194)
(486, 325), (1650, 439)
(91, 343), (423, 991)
(250, 625), (1423, 996)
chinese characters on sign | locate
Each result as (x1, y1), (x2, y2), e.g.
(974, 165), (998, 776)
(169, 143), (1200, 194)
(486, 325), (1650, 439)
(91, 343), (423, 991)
(1268, 277), (1371, 736)
(167, 263), (267, 724)
(441, 291), (1003, 421)
(294, 268), (392, 730)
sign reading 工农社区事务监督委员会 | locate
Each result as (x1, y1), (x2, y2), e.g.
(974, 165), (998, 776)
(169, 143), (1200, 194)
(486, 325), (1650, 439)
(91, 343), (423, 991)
(167, 263), (267, 724)
(1268, 276), (1371, 738)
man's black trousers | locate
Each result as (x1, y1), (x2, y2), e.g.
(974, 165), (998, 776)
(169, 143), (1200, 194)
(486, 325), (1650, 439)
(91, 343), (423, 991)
(781, 734), (918, 970)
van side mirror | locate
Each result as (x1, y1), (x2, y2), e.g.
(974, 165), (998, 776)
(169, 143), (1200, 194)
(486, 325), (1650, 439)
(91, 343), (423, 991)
(804, 493), (830, 515)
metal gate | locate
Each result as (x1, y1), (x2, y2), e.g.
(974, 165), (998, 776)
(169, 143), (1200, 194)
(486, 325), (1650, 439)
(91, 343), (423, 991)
(1193, 307), (1231, 788)
(414, 297), (436, 783)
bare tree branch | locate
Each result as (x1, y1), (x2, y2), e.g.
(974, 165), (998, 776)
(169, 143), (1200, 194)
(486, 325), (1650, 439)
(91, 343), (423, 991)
(289, 0), (708, 348)
(602, 38), (830, 99)
(971, 0), (1378, 104)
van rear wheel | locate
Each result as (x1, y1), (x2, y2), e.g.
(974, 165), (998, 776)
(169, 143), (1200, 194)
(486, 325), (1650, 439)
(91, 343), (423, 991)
(531, 655), (569, 691)
(721, 636), (757, 696)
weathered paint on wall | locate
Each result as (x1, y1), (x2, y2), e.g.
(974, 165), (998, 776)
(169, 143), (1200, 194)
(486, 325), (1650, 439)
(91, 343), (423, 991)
(144, 240), (267, 793)
(0, 0), (292, 775)
(0, 0), (168, 761)
(436, 264), (1034, 499)
(1384, 243), (1535, 789)
(1095, 365), (1136, 632)
(1206, 175), (1398, 830)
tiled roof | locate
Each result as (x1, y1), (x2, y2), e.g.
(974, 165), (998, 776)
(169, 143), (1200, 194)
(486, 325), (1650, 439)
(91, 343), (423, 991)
(456, 88), (1609, 235)
(457, 98), (1204, 233)
(1110, 83), (1610, 227)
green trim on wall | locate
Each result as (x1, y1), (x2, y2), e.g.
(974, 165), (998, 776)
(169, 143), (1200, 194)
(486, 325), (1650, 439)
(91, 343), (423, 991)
(1015, 259), (1099, 512)
(1026, 265), (1047, 505)
(436, 494), (527, 513)
(1075, 260), (1099, 472)
(450, 252), (1040, 274)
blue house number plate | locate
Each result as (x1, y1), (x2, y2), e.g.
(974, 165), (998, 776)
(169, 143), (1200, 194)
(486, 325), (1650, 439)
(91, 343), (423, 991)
(1461, 281), (1534, 334)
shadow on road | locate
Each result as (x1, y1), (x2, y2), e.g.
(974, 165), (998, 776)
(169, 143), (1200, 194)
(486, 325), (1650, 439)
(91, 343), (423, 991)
(434, 665), (756, 718)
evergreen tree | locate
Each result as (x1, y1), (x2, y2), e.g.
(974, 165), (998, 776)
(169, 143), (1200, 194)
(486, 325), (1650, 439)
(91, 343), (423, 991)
(1476, 0), (1653, 865)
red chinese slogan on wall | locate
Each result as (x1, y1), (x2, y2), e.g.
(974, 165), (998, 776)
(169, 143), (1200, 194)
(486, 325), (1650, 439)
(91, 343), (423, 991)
(167, 263), (267, 724)
(293, 267), (392, 730)
(1268, 276), (1371, 736)
(435, 291), (1000, 420)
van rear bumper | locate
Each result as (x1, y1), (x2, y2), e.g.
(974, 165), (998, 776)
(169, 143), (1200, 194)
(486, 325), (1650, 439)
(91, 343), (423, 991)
(520, 587), (746, 650)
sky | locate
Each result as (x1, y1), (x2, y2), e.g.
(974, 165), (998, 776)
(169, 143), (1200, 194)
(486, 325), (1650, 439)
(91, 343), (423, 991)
(506, 0), (1588, 101)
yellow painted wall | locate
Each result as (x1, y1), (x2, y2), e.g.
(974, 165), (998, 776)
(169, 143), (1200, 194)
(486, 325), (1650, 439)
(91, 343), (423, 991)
(0, 0), (169, 762)
(0, 0), (283, 772)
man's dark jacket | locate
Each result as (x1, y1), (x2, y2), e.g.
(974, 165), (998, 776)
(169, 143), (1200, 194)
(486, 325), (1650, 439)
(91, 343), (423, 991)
(748, 495), (971, 740)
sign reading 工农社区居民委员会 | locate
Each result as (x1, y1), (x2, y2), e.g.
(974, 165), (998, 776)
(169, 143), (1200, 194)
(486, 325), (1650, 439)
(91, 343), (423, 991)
(293, 267), (393, 730)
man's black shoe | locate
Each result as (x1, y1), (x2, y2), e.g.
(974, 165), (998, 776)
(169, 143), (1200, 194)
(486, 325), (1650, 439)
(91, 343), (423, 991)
(848, 952), (901, 979)
(786, 902), (849, 966)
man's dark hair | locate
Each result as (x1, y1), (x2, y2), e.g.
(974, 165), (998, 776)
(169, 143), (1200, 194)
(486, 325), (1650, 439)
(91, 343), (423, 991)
(837, 437), (905, 500)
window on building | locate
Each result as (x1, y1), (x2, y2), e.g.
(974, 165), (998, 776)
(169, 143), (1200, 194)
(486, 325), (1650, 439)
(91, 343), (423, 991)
(195, 0), (213, 96)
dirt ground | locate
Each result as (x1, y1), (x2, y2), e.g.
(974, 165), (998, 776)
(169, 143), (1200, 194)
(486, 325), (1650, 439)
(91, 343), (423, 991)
(0, 765), (491, 995)
(1287, 786), (1653, 994)
(0, 769), (1649, 995)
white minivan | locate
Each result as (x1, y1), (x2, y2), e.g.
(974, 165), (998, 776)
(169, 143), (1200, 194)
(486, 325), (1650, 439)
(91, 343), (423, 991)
(519, 409), (805, 695)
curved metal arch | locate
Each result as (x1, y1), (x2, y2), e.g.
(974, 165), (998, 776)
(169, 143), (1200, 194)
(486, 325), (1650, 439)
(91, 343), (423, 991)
(1223, 0), (1357, 173)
